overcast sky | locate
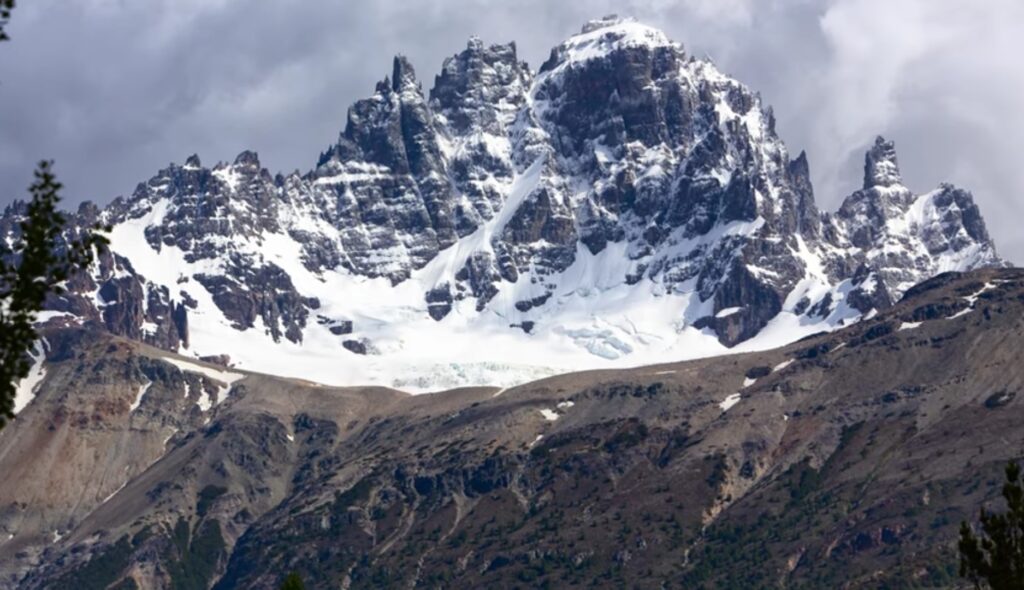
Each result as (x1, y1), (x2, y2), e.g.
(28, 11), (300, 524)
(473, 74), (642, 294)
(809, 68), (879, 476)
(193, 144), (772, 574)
(1, 0), (1021, 261)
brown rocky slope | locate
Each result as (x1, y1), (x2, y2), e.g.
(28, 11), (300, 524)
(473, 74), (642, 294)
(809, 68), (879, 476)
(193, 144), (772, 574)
(1, 268), (1023, 589)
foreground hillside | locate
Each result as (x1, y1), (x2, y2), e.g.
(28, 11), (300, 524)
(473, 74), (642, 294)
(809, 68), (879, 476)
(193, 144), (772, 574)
(1, 267), (1022, 588)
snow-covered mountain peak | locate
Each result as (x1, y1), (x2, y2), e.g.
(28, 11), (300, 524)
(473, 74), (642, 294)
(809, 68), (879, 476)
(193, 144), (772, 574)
(4, 19), (1005, 392)
(580, 14), (637, 34)
(540, 16), (677, 77)
(576, 14), (671, 46)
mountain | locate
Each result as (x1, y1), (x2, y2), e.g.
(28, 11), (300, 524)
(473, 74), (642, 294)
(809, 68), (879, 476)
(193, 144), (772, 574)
(1, 267), (1021, 588)
(0, 15), (1004, 394)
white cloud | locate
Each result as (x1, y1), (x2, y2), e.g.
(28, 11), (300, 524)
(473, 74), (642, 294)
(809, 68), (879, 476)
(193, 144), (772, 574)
(816, 0), (956, 168)
(807, 0), (1024, 259)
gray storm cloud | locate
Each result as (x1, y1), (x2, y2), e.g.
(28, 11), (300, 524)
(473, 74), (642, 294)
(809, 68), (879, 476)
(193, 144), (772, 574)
(1, 0), (1021, 261)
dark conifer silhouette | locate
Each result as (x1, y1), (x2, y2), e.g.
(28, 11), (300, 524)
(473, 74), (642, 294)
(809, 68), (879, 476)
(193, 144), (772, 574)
(279, 572), (306, 590)
(959, 461), (1024, 589)
(0, 162), (108, 428)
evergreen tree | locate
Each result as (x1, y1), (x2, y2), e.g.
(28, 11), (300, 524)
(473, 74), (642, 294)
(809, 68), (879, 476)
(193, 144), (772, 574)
(959, 461), (1024, 589)
(279, 572), (305, 590)
(0, 161), (108, 428)
(0, 0), (13, 42)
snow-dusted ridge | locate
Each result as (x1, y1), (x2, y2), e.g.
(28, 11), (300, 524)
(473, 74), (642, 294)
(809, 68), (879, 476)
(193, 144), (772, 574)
(4, 17), (1003, 393)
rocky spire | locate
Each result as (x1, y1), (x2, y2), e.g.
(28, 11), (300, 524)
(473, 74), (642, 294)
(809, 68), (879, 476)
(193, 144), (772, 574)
(466, 35), (484, 52)
(788, 150), (821, 235)
(233, 150), (260, 167)
(392, 55), (419, 93)
(838, 137), (910, 248)
(863, 136), (902, 189)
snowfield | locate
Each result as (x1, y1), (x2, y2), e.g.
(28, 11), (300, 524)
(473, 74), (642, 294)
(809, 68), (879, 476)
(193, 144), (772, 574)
(102, 198), (861, 393)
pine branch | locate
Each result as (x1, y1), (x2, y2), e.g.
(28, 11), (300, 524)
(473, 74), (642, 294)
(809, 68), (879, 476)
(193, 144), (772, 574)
(0, 161), (109, 428)
(0, 0), (14, 42)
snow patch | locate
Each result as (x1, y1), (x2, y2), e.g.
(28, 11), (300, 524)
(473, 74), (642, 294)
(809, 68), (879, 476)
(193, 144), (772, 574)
(719, 393), (742, 412)
(161, 357), (244, 408)
(101, 481), (128, 505)
(129, 381), (152, 413)
(34, 310), (79, 324)
(196, 391), (214, 412)
(13, 340), (47, 414)
(963, 282), (996, 305)
(946, 308), (973, 320)
(539, 409), (560, 422)
(213, 166), (244, 192)
(941, 282), (994, 322)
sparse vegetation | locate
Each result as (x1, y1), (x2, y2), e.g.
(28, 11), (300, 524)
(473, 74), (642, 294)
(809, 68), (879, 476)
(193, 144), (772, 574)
(279, 572), (306, 590)
(50, 535), (134, 590)
(197, 484), (228, 517)
(959, 461), (1024, 589)
(168, 518), (226, 590)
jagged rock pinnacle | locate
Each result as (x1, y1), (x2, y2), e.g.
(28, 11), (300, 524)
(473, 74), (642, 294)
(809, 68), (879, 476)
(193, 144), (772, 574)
(233, 150), (260, 167)
(392, 55), (419, 92)
(863, 135), (902, 189)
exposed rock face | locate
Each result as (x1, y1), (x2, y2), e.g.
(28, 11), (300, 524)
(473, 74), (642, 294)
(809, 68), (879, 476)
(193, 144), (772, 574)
(0, 17), (1004, 383)
(430, 38), (531, 230)
(4, 268), (1024, 589)
(194, 260), (318, 344)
